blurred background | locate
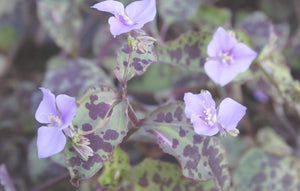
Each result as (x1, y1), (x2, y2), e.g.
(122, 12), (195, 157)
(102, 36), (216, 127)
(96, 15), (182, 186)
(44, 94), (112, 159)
(0, 0), (300, 190)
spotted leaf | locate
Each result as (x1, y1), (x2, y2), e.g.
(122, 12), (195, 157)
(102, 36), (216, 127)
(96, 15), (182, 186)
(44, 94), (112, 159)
(37, 0), (82, 54)
(43, 56), (114, 97)
(285, 29), (300, 70)
(65, 85), (128, 186)
(233, 148), (300, 190)
(256, 36), (300, 117)
(190, 4), (231, 32)
(114, 43), (157, 83)
(123, 158), (217, 191)
(158, 0), (202, 26)
(157, 32), (212, 73)
(98, 147), (130, 188)
(236, 11), (289, 52)
(141, 102), (231, 190)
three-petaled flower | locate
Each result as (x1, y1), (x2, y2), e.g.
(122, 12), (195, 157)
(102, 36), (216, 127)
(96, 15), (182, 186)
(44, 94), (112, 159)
(92, 0), (156, 37)
(205, 27), (257, 86)
(35, 88), (77, 158)
(184, 90), (246, 136)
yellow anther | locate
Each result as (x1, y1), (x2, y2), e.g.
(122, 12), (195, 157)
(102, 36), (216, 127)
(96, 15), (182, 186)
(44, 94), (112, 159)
(49, 115), (59, 122)
(204, 109), (212, 121)
(120, 12), (130, 21)
(221, 52), (233, 64)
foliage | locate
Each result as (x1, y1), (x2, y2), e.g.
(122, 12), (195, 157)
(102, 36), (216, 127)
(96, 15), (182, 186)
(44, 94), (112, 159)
(1, 0), (300, 190)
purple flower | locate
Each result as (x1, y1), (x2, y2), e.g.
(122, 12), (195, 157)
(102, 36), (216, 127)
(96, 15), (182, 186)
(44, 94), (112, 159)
(92, 0), (156, 37)
(205, 27), (257, 86)
(35, 88), (77, 158)
(184, 90), (246, 136)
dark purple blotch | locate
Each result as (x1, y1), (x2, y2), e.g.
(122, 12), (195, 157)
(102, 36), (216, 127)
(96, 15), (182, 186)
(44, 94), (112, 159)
(184, 43), (200, 59)
(132, 58), (143, 71)
(85, 95), (111, 120)
(172, 139), (179, 149)
(179, 127), (186, 137)
(69, 156), (82, 167)
(82, 154), (102, 170)
(193, 135), (203, 144)
(86, 133), (113, 152)
(139, 172), (149, 187)
(168, 48), (182, 63)
(174, 107), (183, 121)
(154, 112), (165, 122)
(103, 129), (119, 140)
(82, 123), (92, 131)
(165, 112), (173, 123)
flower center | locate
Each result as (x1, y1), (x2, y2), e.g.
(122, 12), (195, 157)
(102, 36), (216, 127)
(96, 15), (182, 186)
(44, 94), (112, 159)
(220, 51), (233, 65)
(48, 115), (62, 126)
(201, 108), (217, 126)
(118, 12), (135, 25)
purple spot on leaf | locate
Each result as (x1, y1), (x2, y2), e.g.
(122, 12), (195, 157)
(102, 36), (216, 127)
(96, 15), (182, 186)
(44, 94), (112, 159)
(103, 129), (119, 140)
(85, 96), (111, 120)
(139, 172), (148, 187)
(69, 157), (82, 167)
(154, 112), (165, 122)
(82, 154), (102, 170)
(165, 112), (173, 123)
(82, 123), (92, 131)
(174, 107), (183, 121)
(86, 133), (113, 152)
(153, 173), (161, 184)
(184, 43), (200, 59)
(179, 127), (186, 137)
(168, 48), (182, 63)
(172, 139), (179, 149)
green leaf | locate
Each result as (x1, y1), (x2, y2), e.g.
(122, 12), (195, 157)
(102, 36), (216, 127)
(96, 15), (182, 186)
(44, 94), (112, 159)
(259, 0), (293, 22)
(27, 138), (66, 184)
(219, 136), (249, 168)
(158, 0), (202, 26)
(157, 32), (212, 73)
(128, 63), (173, 93)
(37, 0), (82, 54)
(65, 85), (128, 186)
(190, 4), (231, 32)
(114, 43), (157, 83)
(257, 127), (292, 156)
(233, 148), (300, 191)
(93, 26), (126, 75)
(256, 38), (300, 117)
(0, 24), (18, 53)
(124, 159), (217, 191)
(141, 102), (231, 190)
(99, 147), (130, 188)
(236, 11), (289, 52)
(43, 56), (114, 97)
(285, 29), (300, 70)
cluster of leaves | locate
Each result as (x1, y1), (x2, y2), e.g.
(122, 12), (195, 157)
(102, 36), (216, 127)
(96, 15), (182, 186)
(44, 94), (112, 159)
(1, 0), (300, 191)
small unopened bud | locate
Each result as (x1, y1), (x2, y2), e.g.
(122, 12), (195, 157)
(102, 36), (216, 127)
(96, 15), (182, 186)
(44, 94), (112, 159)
(114, 170), (121, 181)
(227, 128), (240, 137)
(72, 135), (94, 161)
(227, 30), (236, 39)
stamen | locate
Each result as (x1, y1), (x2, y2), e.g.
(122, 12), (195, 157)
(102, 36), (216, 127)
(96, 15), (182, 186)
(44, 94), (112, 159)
(49, 115), (59, 122)
(48, 115), (62, 126)
(220, 51), (233, 64)
(119, 12), (134, 25)
(120, 12), (130, 21)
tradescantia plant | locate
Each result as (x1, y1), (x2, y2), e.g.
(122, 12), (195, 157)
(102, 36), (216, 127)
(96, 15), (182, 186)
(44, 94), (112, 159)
(21, 0), (300, 190)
